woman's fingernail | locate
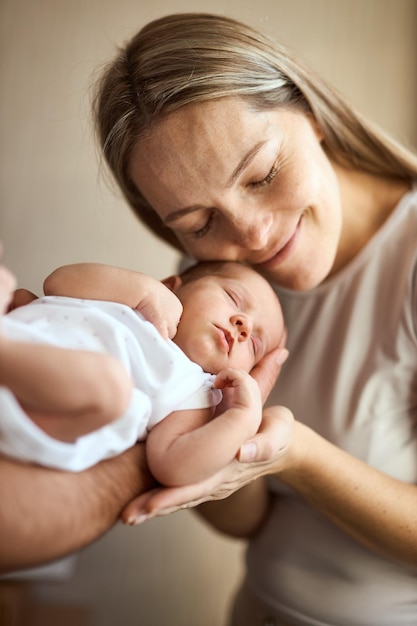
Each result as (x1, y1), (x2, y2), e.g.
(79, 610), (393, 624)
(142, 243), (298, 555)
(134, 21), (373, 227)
(239, 442), (257, 462)
(126, 514), (149, 526)
(276, 348), (289, 365)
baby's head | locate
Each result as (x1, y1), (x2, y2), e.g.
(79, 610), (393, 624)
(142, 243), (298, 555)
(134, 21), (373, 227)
(165, 261), (285, 374)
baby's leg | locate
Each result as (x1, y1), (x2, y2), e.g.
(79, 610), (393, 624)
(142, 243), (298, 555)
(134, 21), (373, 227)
(25, 351), (133, 442)
(2, 342), (133, 442)
(0, 259), (132, 442)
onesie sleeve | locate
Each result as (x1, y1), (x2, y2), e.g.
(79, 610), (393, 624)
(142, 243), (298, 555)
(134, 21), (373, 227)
(147, 372), (222, 431)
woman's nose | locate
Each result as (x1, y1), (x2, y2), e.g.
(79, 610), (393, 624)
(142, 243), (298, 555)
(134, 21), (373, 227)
(231, 314), (253, 340)
(232, 210), (273, 250)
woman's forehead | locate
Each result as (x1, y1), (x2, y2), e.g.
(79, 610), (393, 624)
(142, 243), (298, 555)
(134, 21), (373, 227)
(129, 99), (278, 227)
(131, 98), (273, 178)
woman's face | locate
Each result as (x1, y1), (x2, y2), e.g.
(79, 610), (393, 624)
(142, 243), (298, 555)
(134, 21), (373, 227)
(129, 97), (343, 290)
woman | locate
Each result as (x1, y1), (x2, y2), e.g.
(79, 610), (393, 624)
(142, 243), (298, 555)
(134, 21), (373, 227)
(91, 12), (417, 626)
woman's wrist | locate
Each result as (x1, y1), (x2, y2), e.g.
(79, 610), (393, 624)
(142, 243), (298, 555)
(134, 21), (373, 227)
(270, 420), (316, 484)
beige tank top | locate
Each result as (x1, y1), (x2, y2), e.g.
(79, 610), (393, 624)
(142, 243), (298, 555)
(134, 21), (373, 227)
(247, 187), (417, 625)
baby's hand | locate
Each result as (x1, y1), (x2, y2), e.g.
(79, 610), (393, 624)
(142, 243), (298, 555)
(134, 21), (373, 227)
(121, 404), (294, 525)
(136, 281), (183, 340)
(214, 368), (262, 417)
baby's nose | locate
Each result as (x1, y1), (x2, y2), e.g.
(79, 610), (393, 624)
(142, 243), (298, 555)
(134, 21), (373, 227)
(232, 314), (253, 340)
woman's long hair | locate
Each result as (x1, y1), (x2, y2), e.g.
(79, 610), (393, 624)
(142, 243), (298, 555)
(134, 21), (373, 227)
(93, 12), (417, 251)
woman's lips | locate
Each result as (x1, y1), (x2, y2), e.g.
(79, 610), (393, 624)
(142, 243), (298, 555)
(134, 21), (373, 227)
(255, 216), (302, 270)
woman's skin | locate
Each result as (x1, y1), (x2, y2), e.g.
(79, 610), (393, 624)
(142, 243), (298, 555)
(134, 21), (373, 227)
(122, 96), (417, 567)
(128, 99), (403, 290)
(1, 97), (412, 573)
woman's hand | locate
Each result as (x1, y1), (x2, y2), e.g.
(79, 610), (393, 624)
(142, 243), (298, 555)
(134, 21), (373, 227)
(121, 339), (290, 525)
(250, 344), (288, 403)
(121, 403), (294, 525)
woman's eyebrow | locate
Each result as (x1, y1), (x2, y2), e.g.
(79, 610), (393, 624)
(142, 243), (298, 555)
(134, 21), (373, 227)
(226, 141), (266, 188)
(163, 141), (268, 224)
(164, 204), (206, 224)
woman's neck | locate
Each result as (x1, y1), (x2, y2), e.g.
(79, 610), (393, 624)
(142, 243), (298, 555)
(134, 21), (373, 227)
(330, 167), (410, 277)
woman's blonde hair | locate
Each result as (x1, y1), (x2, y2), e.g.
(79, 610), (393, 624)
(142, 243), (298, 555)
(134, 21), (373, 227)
(93, 12), (417, 251)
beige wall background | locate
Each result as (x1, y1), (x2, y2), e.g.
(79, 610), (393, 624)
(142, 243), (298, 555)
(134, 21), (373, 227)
(1, 1), (416, 625)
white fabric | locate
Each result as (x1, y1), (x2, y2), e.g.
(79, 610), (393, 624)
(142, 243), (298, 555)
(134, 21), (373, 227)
(0, 297), (221, 471)
(246, 187), (417, 625)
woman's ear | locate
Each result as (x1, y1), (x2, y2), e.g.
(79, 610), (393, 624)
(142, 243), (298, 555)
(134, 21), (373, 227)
(307, 112), (325, 142)
(162, 274), (183, 293)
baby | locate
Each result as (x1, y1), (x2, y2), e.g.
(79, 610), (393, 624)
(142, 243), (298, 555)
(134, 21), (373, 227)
(0, 259), (285, 486)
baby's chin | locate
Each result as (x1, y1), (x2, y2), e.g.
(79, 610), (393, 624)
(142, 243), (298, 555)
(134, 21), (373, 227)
(191, 353), (228, 375)
(204, 357), (255, 376)
(197, 358), (224, 375)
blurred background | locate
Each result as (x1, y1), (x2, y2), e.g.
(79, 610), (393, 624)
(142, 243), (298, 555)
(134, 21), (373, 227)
(1, 1), (416, 625)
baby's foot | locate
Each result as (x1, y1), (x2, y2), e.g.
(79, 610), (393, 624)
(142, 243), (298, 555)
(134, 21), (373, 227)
(0, 265), (17, 315)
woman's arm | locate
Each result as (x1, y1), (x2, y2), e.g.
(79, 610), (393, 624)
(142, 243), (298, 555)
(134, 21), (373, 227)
(122, 404), (293, 533)
(121, 350), (290, 534)
(0, 443), (155, 574)
(277, 421), (417, 566)
(197, 479), (272, 538)
(44, 263), (182, 339)
(122, 407), (417, 567)
(196, 419), (417, 565)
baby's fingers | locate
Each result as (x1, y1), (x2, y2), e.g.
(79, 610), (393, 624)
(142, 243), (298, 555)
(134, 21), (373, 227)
(214, 368), (245, 389)
(138, 307), (180, 340)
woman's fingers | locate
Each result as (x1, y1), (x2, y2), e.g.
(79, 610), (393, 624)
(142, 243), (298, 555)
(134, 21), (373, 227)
(238, 405), (294, 462)
(250, 348), (289, 403)
(121, 405), (294, 525)
(121, 477), (221, 524)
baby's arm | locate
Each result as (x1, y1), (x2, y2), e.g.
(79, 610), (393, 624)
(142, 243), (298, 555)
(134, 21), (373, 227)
(44, 263), (182, 339)
(0, 336), (132, 441)
(146, 368), (262, 486)
(0, 261), (131, 441)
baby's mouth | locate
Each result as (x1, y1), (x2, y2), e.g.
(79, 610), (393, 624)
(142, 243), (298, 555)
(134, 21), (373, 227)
(216, 326), (233, 353)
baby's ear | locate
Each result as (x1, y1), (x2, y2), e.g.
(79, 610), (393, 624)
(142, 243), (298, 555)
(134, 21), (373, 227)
(162, 274), (183, 293)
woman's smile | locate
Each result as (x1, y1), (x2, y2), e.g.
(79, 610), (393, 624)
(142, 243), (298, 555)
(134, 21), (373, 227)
(253, 214), (303, 271)
(130, 96), (343, 290)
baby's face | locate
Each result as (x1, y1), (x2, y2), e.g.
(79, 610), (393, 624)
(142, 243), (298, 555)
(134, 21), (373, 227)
(172, 263), (284, 374)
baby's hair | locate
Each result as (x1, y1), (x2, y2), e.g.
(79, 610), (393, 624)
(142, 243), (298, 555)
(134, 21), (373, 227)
(179, 261), (283, 318)
(179, 260), (253, 285)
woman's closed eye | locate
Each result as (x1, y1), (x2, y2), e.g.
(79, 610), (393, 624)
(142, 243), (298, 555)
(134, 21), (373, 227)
(250, 164), (278, 188)
(192, 210), (216, 239)
(188, 159), (279, 239)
